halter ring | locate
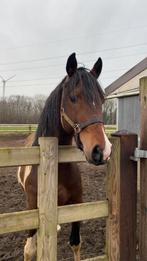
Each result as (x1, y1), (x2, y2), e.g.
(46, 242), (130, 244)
(73, 123), (81, 134)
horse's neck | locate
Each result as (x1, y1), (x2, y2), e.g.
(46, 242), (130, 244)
(58, 131), (73, 146)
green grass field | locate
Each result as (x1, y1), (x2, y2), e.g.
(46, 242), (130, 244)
(0, 124), (116, 135)
(0, 124), (37, 133)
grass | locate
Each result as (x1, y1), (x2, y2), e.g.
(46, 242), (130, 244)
(0, 124), (37, 133)
(0, 124), (116, 134)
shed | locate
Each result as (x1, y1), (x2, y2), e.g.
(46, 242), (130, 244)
(105, 57), (147, 134)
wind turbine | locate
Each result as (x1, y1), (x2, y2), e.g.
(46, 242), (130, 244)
(0, 74), (16, 99)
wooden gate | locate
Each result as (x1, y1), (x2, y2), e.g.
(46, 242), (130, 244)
(0, 132), (137, 261)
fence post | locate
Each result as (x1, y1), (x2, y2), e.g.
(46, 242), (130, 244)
(107, 133), (137, 261)
(139, 77), (147, 261)
(29, 124), (31, 134)
(37, 137), (58, 261)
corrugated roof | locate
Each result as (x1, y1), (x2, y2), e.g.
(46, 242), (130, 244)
(105, 57), (147, 96)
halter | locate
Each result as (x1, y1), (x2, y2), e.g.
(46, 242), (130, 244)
(61, 107), (103, 150)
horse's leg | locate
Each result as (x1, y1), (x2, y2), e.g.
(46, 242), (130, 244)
(24, 231), (37, 261)
(67, 163), (82, 261)
(70, 222), (81, 261)
(59, 162), (82, 260)
(23, 166), (37, 261)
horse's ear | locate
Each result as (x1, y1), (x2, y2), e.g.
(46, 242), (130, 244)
(91, 57), (103, 79)
(66, 53), (77, 77)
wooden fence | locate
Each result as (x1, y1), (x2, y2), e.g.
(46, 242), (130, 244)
(0, 133), (137, 261)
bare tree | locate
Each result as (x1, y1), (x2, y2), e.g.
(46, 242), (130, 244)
(0, 95), (46, 123)
(103, 99), (117, 124)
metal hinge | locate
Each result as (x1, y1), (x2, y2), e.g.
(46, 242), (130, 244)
(130, 148), (147, 161)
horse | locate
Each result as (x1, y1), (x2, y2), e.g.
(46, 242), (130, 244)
(18, 53), (112, 261)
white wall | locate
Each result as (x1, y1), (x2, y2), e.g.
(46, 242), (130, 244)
(117, 95), (140, 135)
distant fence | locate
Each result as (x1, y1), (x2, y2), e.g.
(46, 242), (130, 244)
(0, 124), (37, 133)
(0, 133), (137, 261)
(0, 124), (116, 134)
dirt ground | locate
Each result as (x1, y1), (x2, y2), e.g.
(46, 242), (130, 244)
(0, 134), (106, 261)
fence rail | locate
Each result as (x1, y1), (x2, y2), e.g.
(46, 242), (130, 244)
(0, 145), (86, 167)
(0, 201), (108, 235)
(82, 256), (107, 261)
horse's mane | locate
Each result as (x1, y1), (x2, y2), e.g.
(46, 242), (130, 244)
(66, 67), (105, 105)
(33, 68), (104, 146)
(33, 79), (65, 145)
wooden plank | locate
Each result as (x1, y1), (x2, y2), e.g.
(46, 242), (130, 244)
(107, 134), (137, 261)
(58, 200), (108, 224)
(82, 255), (108, 261)
(0, 201), (108, 234)
(0, 147), (39, 167)
(0, 146), (85, 167)
(37, 137), (58, 261)
(59, 145), (86, 162)
(106, 137), (120, 260)
(0, 209), (38, 234)
(139, 77), (147, 261)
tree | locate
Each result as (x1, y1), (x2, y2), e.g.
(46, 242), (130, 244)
(0, 95), (46, 123)
(103, 99), (117, 124)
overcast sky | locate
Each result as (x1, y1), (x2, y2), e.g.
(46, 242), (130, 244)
(0, 0), (147, 97)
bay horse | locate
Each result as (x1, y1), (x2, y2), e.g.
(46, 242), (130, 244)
(18, 53), (112, 261)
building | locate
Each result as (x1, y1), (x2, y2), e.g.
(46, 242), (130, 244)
(105, 57), (147, 134)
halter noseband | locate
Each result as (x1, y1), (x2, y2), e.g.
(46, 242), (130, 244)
(61, 107), (103, 150)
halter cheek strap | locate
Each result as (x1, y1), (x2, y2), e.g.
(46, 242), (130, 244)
(60, 107), (104, 150)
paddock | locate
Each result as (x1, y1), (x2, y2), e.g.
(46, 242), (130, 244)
(0, 77), (147, 260)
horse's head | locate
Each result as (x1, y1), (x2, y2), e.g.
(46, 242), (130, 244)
(61, 53), (112, 165)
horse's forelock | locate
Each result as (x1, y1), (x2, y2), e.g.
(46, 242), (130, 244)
(66, 68), (104, 105)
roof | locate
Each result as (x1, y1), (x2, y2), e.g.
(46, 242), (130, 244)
(105, 57), (147, 96)
(107, 89), (139, 99)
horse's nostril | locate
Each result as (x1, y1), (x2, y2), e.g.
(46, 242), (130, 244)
(91, 145), (103, 165)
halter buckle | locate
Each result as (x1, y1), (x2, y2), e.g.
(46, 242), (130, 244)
(73, 123), (81, 133)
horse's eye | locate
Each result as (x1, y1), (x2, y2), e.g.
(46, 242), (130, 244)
(70, 95), (77, 103)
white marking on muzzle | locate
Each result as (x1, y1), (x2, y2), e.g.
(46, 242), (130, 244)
(102, 129), (112, 161)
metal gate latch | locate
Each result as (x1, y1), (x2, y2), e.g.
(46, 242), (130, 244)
(130, 148), (147, 161)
